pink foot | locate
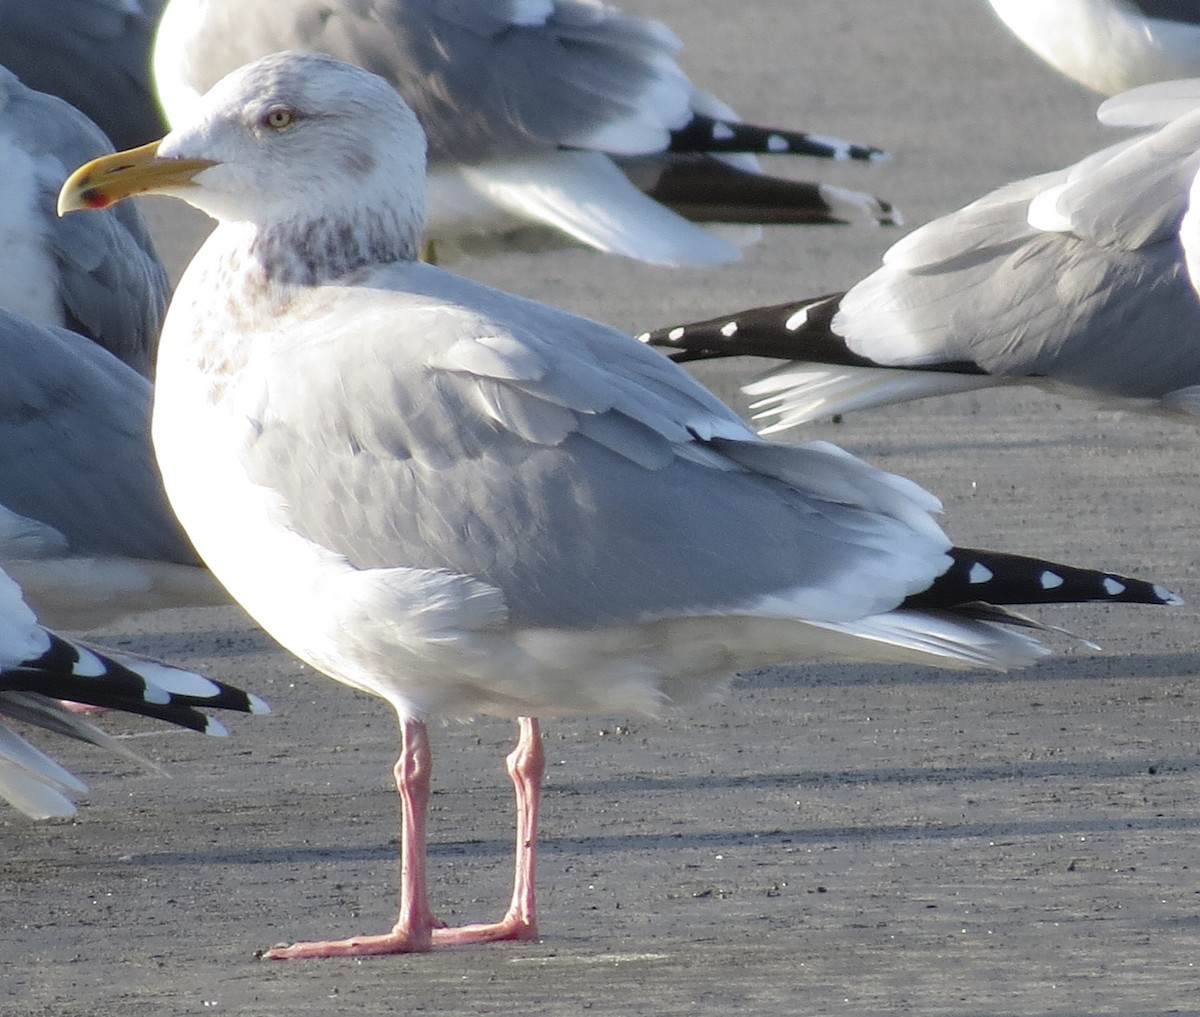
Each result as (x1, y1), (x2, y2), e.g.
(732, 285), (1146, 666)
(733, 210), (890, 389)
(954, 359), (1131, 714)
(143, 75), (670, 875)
(261, 910), (536, 959)
(432, 911), (538, 947)
(260, 925), (432, 959)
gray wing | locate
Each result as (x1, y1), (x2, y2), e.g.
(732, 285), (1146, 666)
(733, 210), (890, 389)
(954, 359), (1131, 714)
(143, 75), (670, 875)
(158, 0), (692, 162)
(243, 265), (950, 631)
(0, 310), (198, 565)
(0, 66), (168, 377)
(837, 111), (1200, 396)
(0, 0), (167, 149)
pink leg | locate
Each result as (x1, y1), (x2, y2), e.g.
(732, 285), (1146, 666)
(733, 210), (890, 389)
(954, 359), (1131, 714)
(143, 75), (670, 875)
(263, 717), (437, 958)
(433, 716), (544, 945)
(263, 716), (545, 959)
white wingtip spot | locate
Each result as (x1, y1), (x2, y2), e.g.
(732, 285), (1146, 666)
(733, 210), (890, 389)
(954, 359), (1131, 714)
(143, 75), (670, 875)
(248, 693), (271, 715)
(805, 133), (854, 159)
(712, 121), (736, 141)
(667, 327), (685, 341)
(1155, 584), (1184, 606)
(719, 321), (738, 337)
(141, 684), (172, 705)
(204, 717), (230, 737)
(968, 563), (994, 584)
(766, 134), (789, 153)
(1039, 570), (1065, 590)
(1102, 577), (1126, 596)
(635, 332), (650, 343)
(73, 647), (108, 678)
(784, 307), (809, 331)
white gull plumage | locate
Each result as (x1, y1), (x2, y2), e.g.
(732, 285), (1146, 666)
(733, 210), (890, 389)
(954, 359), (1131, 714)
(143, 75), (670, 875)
(987, 0), (1200, 96)
(640, 78), (1200, 431)
(151, 0), (897, 266)
(59, 51), (1179, 955)
(0, 563), (267, 819)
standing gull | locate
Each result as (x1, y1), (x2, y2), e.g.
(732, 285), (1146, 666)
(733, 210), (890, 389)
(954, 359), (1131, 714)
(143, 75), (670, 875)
(151, 0), (898, 267)
(60, 52), (1180, 956)
(987, 0), (1200, 96)
(0, 563), (267, 819)
(640, 82), (1200, 431)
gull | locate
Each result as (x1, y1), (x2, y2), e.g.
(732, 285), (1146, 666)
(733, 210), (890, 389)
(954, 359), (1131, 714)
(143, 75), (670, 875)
(639, 80), (1200, 432)
(151, 0), (899, 267)
(0, 0), (168, 149)
(0, 562), (267, 819)
(0, 66), (210, 629)
(60, 51), (1180, 956)
(0, 62), (168, 377)
(987, 0), (1200, 96)
(0, 309), (225, 630)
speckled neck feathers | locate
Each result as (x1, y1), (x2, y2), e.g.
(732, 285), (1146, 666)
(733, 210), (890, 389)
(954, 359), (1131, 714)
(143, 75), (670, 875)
(247, 202), (419, 290)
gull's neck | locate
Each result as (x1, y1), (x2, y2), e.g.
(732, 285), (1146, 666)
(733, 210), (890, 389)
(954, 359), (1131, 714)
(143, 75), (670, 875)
(159, 203), (420, 398)
(245, 203), (421, 289)
(174, 203), (420, 327)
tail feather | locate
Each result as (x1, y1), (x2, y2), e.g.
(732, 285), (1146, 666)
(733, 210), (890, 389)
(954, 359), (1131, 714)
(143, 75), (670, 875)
(746, 364), (1002, 433)
(668, 115), (890, 162)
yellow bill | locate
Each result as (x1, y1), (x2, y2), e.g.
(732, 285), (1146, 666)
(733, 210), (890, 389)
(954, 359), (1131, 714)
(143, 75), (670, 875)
(58, 140), (217, 215)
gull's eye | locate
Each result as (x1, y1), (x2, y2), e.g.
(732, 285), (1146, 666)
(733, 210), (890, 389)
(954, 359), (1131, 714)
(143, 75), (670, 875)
(262, 108), (295, 130)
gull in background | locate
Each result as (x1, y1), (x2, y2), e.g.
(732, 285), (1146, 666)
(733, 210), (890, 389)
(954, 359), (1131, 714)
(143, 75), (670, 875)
(0, 63), (168, 377)
(152, 0), (899, 267)
(0, 0), (168, 150)
(987, 0), (1200, 96)
(0, 310), (226, 630)
(60, 51), (1179, 956)
(0, 563), (267, 819)
(640, 79), (1200, 432)
(0, 67), (218, 629)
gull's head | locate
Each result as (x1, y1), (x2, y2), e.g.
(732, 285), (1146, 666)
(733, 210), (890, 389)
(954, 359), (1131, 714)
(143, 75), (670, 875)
(59, 51), (428, 248)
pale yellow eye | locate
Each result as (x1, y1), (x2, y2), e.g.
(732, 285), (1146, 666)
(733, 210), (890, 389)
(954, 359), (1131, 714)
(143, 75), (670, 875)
(263, 108), (293, 129)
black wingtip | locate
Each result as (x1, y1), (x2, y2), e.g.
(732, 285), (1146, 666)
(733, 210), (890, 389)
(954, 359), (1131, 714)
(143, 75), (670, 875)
(669, 115), (889, 162)
(636, 295), (854, 363)
(640, 160), (898, 227)
(906, 548), (1183, 610)
(1, 634), (269, 734)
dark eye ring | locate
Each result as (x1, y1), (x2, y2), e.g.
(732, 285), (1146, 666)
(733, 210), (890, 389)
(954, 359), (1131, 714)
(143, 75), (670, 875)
(263, 108), (294, 129)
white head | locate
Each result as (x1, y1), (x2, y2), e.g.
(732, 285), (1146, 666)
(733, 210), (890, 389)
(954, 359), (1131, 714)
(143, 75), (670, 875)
(61, 51), (429, 271)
